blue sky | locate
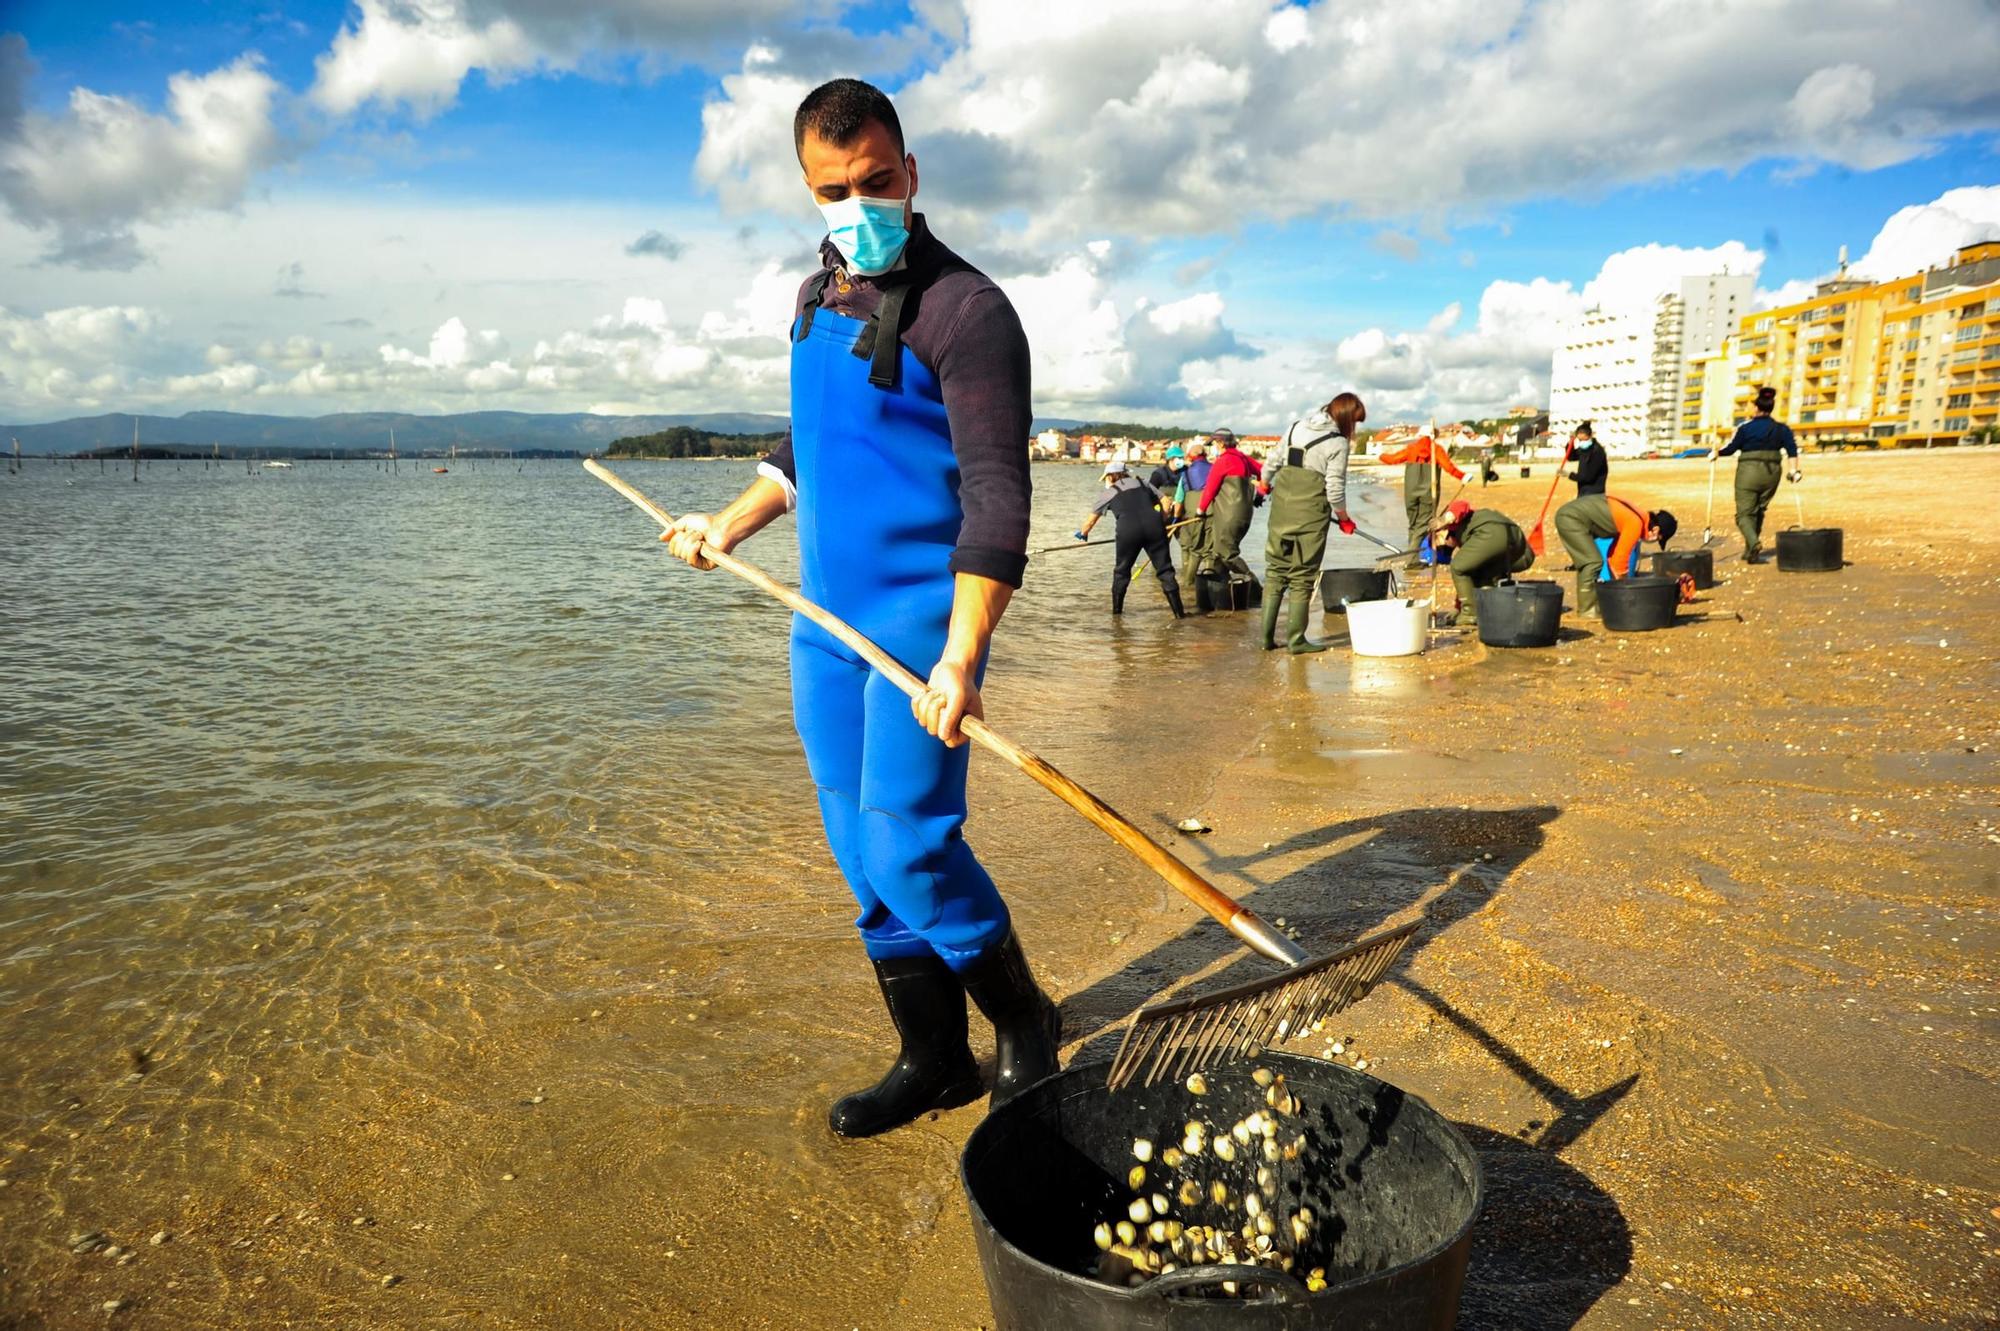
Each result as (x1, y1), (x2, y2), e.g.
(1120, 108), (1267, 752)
(3, 1), (1999, 427)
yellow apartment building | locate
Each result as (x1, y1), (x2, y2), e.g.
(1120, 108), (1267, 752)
(1710, 242), (2000, 448)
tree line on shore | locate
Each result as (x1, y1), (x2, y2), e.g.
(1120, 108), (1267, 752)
(604, 426), (788, 458)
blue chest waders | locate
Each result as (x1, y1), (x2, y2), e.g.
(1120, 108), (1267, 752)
(788, 287), (1011, 973)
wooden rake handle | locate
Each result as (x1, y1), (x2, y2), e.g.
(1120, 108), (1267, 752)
(584, 460), (1308, 968)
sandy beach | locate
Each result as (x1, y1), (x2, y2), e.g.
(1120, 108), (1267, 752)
(2, 450), (1995, 1330)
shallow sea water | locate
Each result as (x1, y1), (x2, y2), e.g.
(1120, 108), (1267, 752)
(0, 454), (1408, 1327)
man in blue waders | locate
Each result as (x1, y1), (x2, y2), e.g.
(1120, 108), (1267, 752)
(660, 79), (1059, 1137)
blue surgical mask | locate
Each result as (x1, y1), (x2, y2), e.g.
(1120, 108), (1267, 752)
(818, 195), (910, 276)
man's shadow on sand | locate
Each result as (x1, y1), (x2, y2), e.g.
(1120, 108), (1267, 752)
(1058, 804), (1636, 1330)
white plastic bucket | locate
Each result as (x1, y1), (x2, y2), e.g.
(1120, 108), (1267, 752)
(1342, 596), (1430, 657)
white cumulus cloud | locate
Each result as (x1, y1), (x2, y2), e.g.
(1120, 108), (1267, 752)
(1850, 185), (2000, 280)
(697, 0), (2000, 247)
(0, 38), (286, 269)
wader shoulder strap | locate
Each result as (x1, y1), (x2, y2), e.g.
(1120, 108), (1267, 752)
(851, 282), (911, 389)
(1287, 428), (1339, 468)
(792, 269), (835, 342)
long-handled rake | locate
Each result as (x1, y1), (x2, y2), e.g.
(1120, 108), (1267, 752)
(1033, 517), (1198, 556)
(1524, 439), (1571, 558)
(586, 460), (1417, 1091)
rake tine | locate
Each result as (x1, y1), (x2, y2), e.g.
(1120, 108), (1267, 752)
(1140, 1011), (1191, 1088)
(1104, 921), (1419, 1090)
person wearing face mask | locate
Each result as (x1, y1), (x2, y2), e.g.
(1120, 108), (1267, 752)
(658, 79), (1057, 1139)
(1566, 421), (1607, 497)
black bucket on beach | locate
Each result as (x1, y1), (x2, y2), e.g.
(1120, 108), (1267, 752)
(1652, 549), (1714, 589)
(960, 1053), (1481, 1331)
(1518, 466), (1531, 479)
(1196, 573), (1262, 612)
(1473, 580), (1563, 648)
(1598, 575), (1680, 632)
(1319, 568), (1391, 612)
(1776, 528), (1843, 572)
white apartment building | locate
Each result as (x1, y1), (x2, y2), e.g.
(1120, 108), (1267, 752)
(1549, 299), (1665, 454)
(1550, 273), (1753, 454)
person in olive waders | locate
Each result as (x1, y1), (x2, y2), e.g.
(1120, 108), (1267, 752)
(1709, 384), (1802, 563)
(660, 79), (1059, 1138)
(1376, 430), (1466, 567)
(1260, 391), (1365, 653)
(1194, 429), (1262, 587)
(1430, 499), (1535, 627)
(1553, 492), (1678, 619)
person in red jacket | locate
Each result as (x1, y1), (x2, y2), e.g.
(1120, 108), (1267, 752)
(1194, 429), (1262, 584)
(1376, 433), (1466, 566)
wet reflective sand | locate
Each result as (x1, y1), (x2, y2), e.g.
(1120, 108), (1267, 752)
(4, 452), (1994, 1329)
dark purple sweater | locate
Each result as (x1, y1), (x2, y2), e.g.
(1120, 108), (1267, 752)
(762, 215), (1034, 588)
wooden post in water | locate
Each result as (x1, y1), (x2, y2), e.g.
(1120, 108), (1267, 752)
(131, 418), (140, 483)
(9, 437), (18, 475)
(389, 426), (399, 475)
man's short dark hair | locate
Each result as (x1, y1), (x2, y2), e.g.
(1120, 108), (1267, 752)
(794, 79), (904, 160)
(1574, 421), (1593, 439)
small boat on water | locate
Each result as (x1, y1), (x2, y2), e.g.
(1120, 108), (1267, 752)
(263, 460), (294, 469)
(433, 466), (449, 474)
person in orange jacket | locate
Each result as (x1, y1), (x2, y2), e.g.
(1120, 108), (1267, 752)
(1553, 492), (1677, 618)
(1376, 433), (1466, 567)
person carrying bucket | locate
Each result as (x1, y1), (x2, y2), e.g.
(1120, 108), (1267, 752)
(1708, 384), (1801, 564)
(1553, 493), (1677, 619)
(1430, 500), (1534, 627)
(1194, 428), (1262, 585)
(1075, 461), (1187, 618)
(1376, 431), (1466, 568)
(658, 79), (1059, 1139)
(1260, 392), (1365, 653)
(1566, 421), (1607, 496)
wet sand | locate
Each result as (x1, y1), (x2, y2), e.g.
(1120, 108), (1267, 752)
(3, 452), (1995, 1329)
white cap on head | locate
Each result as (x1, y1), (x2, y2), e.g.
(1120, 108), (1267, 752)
(1102, 460), (1127, 475)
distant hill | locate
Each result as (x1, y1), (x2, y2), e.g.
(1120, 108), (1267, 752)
(1, 410), (792, 455)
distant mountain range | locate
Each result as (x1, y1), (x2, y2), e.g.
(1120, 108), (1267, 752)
(1, 409), (1095, 455)
(0, 410), (792, 455)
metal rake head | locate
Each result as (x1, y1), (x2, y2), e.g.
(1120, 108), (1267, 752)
(1104, 920), (1417, 1092)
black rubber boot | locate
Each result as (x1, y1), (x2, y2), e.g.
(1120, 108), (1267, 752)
(1286, 592), (1328, 653)
(960, 932), (1061, 1107)
(829, 956), (983, 1138)
(1259, 589), (1283, 649)
(1161, 575), (1187, 619)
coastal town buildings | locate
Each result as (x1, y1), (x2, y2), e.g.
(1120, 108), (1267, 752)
(1722, 241), (2000, 448)
(1550, 273), (1752, 456)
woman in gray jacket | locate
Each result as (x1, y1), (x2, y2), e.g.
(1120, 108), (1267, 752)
(1260, 392), (1364, 652)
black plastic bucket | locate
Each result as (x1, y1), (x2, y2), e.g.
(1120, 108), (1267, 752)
(1196, 573), (1263, 612)
(1652, 549), (1714, 589)
(1598, 575), (1679, 632)
(960, 1053), (1481, 1330)
(1319, 568), (1391, 612)
(1776, 528), (1843, 572)
(1473, 580), (1563, 648)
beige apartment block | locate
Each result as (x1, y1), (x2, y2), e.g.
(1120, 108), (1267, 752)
(1719, 242), (2000, 448)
